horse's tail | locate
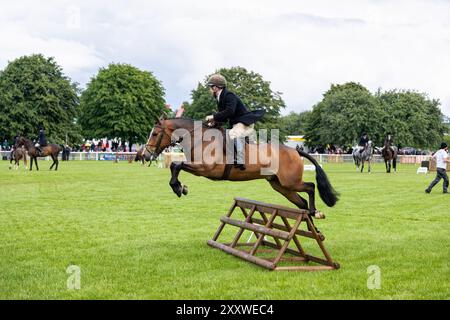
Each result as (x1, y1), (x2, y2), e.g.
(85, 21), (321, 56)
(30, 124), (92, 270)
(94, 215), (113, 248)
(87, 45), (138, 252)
(296, 146), (339, 207)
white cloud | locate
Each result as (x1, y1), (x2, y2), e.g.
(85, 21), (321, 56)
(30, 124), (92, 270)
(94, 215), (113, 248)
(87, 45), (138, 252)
(0, 0), (449, 116)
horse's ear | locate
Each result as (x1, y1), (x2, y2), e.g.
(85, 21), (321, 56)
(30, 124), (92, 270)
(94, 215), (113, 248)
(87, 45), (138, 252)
(161, 111), (168, 120)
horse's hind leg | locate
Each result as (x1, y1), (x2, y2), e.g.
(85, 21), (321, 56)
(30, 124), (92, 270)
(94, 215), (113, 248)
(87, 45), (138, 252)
(267, 176), (308, 210)
(35, 157), (39, 171)
(393, 157), (397, 172)
(267, 176), (322, 233)
(50, 155), (55, 170)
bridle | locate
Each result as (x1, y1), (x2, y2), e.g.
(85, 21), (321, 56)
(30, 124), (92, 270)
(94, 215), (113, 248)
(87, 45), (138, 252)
(145, 123), (193, 160)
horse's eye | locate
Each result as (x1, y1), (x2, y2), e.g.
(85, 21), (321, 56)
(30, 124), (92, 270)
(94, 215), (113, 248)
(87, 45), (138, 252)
(152, 133), (158, 137)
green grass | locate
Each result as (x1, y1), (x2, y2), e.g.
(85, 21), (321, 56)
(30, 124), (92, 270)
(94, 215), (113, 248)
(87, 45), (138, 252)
(0, 160), (449, 300)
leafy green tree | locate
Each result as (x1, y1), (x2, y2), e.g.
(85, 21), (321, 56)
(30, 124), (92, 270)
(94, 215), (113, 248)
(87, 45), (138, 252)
(79, 63), (165, 146)
(183, 66), (286, 139)
(303, 82), (445, 149)
(304, 82), (383, 147)
(0, 54), (80, 144)
(376, 90), (445, 149)
(279, 111), (311, 137)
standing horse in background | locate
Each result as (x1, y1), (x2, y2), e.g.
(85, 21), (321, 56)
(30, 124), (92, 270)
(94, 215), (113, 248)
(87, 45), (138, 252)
(16, 136), (61, 171)
(381, 141), (397, 173)
(145, 117), (339, 227)
(353, 141), (373, 173)
(9, 147), (28, 170)
(134, 146), (153, 167)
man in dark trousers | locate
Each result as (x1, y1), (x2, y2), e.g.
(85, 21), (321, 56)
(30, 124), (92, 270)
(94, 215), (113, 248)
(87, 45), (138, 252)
(425, 142), (449, 194)
(35, 128), (47, 156)
(204, 74), (265, 170)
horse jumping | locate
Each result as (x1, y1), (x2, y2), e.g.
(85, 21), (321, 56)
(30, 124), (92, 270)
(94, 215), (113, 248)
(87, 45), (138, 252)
(16, 137), (61, 171)
(145, 117), (339, 223)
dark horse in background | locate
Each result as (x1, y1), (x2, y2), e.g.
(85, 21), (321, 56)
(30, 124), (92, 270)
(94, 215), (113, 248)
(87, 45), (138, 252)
(381, 140), (397, 173)
(9, 146), (28, 170)
(145, 117), (339, 229)
(134, 146), (153, 167)
(16, 137), (61, 171)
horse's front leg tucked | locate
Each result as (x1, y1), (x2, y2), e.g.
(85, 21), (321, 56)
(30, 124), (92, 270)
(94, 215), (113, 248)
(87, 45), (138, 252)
(169, 162), (188, 197)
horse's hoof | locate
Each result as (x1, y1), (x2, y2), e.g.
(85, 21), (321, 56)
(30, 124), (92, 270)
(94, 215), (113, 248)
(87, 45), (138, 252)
(310, 210), (325, 219)
(182, 185), (188, 195)
(313, 211), (326, 219)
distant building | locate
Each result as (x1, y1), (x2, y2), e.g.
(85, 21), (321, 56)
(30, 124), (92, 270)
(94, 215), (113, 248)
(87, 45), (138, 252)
(175, 104), (185, 118)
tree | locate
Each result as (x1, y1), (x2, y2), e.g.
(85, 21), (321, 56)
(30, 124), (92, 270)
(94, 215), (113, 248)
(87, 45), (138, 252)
(183, 66), (286, 139)
(279, 111), (311, 138)
(78, 63), (166, 146)
(304, 82), (382, 147)
(0, 54), (80, 144)
(303, 82), (446, 149)
(375, 90), (445, 149)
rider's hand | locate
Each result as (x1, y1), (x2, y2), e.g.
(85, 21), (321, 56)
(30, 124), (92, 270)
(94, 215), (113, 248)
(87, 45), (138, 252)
(205, 115), (214, 122)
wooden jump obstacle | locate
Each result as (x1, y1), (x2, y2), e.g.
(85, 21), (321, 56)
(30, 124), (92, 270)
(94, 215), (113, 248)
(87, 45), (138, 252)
(207, 198), (340, 271)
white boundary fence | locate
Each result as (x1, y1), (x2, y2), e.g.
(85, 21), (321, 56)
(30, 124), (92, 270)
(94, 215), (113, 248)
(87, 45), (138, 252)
(0, 151), (432, 165)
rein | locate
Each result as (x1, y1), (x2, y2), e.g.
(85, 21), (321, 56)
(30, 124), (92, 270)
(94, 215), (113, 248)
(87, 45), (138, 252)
(145, 124), (197, 158)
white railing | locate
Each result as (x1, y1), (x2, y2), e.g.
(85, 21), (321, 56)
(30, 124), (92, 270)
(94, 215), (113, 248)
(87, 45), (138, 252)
(0, 151), (138, 161)
(0, 151), (432, 165)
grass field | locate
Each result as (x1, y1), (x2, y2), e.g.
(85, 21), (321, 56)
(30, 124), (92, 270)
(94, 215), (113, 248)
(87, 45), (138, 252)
(0, 159), (448, 300)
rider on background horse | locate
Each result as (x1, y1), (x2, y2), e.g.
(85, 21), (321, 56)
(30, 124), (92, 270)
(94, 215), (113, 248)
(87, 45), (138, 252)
(35, 127), (48, 156)
(358, 132), (369, 153)
(381, 133), (395, 153)
(204, 74), (265, 170)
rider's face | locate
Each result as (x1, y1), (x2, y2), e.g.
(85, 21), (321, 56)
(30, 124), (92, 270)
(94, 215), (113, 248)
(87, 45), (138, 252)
(209, 85), (220, 96)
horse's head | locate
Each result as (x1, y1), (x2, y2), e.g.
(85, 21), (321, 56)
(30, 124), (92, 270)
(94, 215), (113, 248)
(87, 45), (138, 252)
(16, 136), (27, 147)
(145, 116), (177, 160)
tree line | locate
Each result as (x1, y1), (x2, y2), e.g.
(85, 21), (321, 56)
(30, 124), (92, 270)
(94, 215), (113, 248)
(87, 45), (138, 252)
(0, 54), (447, 150)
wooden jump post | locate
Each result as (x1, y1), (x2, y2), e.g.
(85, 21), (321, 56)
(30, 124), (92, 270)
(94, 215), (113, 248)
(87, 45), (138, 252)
(207, 198), (340, 271)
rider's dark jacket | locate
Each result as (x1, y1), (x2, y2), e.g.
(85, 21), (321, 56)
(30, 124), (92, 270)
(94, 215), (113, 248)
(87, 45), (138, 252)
(38, 131), (48, 147)
(212, 89), (265, 126)
(358, 136), (369, 147)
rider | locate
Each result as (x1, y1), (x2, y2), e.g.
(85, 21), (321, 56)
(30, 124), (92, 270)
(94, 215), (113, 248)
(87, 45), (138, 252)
(204, 74), (265, 170)
(35, 127), (47, 156)
(381, 133), (395, 154)
(358, 132), (369, 154)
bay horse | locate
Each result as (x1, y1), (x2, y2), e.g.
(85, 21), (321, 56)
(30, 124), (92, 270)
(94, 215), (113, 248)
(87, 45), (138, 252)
(134, 146), (153, 167)
(9, 147), (28, 170)
(16, 136), (61, 171)
(352, 141), (373, 173)
(381, 141), (397, 173)
(145, 118), (339, 223)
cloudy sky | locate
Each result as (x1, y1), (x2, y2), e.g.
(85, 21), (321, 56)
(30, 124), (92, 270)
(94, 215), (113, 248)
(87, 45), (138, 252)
(1, 0), (449, 116)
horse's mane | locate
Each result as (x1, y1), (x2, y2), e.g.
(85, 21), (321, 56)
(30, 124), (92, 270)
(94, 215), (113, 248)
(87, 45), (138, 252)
(161, 117), (224, 130)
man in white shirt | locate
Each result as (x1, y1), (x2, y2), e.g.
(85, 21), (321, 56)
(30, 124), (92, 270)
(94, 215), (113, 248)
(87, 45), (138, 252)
(425, 142), (449, 194)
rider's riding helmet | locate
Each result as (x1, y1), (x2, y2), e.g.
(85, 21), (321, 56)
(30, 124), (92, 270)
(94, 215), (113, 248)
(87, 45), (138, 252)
(206, 74), (227, 88)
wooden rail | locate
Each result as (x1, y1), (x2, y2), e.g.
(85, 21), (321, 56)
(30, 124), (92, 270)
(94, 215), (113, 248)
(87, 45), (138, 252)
(208, 198), (340, 271)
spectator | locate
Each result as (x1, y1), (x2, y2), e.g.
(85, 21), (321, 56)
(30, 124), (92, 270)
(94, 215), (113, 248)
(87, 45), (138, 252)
(425, 142), (449, 194)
